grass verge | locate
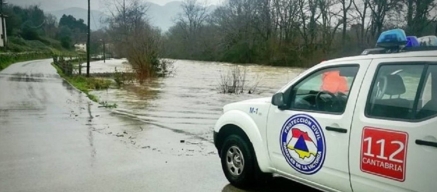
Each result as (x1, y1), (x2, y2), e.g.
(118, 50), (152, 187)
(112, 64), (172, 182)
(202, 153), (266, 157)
(51, 62), (111, 103)
(0, 52), (53, 71)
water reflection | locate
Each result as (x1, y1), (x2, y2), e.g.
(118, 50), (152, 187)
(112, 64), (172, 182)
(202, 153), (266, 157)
(87, 103), (96, 161)
(62, 79), (75, 96)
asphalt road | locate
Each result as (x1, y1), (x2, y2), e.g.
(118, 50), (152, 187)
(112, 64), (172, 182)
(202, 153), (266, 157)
(0, 59), (317, 192)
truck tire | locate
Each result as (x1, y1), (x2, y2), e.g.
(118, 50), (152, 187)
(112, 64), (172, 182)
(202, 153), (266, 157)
(220, 134), (271, 189)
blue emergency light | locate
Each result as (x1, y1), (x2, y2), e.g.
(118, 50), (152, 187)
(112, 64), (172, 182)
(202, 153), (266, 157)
(376, 29), (407, 48)
(406, 36), (420, 47)
(362, 29), (437, 55)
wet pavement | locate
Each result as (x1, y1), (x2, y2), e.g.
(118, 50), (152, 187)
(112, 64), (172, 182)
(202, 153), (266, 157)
(0, 59), (317, 192)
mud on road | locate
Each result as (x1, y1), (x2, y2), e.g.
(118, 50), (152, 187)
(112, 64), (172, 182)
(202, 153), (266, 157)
(0, 59), (317, 192)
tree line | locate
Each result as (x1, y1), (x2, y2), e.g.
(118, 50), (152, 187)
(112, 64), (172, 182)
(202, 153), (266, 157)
(4, 0), (437, 69)
(160, 0), (437, 67)
(3, 4), (101, 53)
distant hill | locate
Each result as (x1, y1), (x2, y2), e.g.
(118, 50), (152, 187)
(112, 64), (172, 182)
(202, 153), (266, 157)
(146, 2), (218, 32)
(11, 0), (100, 12)
(13, 1), (217, 32)
(48, 3), (177, 32)
(146, 1), (183, 32)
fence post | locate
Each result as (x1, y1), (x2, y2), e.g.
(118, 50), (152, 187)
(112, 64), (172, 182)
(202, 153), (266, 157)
(79, 57), (82, 75)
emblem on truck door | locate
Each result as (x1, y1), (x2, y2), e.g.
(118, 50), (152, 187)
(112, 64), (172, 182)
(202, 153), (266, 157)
(280, 114), (326, 175)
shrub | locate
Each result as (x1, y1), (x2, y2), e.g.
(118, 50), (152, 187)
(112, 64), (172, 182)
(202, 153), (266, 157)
(69, 75), (111, 91)
(218, 65), (261, 94)
(21, 26), (39, 40)
(219, 65), (247, 94)
(113, 67), (135, 88)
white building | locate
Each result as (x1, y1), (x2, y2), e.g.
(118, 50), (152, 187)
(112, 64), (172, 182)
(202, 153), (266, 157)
(74, 43), (86, 52)
(0, 14), (7, 48)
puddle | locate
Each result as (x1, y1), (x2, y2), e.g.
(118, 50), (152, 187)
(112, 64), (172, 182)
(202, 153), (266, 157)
(8, 76), (45, 82)
(7, 73), (61, 83)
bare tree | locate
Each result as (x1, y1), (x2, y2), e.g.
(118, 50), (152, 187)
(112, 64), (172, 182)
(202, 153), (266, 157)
(104, 0), (149, 57)
(176, 0), (209, 58)
(161, 0), (437, 68)
(178, 0), (209, 35)
(44, 13), (58, 39)
(339, 0), (354, 43)
(317, 0), (342, 53)
(297, 0), (323, 47)
(271, 0), (300, 44)
(105, 0), (171, 83)
(367, 0), (402, 39)
(405, 0), (437, 35)
(352, 0), (371, 45)
(210, 0), (259, 62)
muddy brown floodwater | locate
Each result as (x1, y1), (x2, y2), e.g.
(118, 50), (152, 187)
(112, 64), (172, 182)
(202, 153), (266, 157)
(89, 60), (319, 191)
(91, 60), (304, 143)
(0, 59), (318, 192)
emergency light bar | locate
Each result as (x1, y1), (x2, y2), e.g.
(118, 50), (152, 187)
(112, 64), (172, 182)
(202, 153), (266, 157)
(361, 29), (437, 55)
(406, 36), (419, 47)
(376, 29), (407, 48)
(418, 36), (437, 46)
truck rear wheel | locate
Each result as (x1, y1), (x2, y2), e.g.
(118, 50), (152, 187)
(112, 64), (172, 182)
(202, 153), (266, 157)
(220, 134), (271, 189)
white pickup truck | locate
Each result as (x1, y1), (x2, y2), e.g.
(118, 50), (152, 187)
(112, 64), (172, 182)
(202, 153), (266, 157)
(213, 29), (437, 192)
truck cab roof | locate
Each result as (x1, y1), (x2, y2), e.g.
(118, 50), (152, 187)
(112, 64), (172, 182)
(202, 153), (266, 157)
(322, 49), (437, 66)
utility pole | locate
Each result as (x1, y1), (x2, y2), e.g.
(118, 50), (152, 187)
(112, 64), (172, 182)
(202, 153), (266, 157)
(86, 0), (90, 77)
(103, 39), (105, 63)
(0, 0), (6, 49)
(99, 39), (105, 63)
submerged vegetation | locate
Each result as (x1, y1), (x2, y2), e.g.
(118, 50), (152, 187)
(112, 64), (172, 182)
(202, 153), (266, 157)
(99, 101), (118, 109)
(113, 67), (135, 88)
(219, 65), (260, 94)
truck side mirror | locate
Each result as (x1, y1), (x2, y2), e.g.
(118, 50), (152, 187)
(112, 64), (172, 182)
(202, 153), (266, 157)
(272, 93), (288, 110)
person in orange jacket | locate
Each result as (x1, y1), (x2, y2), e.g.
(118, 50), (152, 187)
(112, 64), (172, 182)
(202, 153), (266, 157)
(320, 70), (349, 94)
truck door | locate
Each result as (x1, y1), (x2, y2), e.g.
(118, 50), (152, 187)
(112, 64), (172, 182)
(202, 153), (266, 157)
(266, 60), (371, 192)
(349, 58), (437, 192)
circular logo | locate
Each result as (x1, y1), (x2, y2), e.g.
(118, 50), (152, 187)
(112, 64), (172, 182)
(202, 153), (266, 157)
(279, 114), (326, 175)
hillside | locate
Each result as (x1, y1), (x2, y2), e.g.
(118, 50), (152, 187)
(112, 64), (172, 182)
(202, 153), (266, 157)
(47, 2), (217, 32)
(146, 1), (183, 32)
(10, 0), (100, 12)
(11, 0), (218, 32)
(146, 2), (218, 32)
(49, 8), (107, 31)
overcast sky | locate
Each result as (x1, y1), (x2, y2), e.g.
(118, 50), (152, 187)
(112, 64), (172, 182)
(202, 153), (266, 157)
(11, 0), (223, 11)
(149, 0), (222, 5)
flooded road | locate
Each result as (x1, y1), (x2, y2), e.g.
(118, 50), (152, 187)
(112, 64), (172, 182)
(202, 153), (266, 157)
(0, 59), (318, 192)
(92, 60), (304, 143)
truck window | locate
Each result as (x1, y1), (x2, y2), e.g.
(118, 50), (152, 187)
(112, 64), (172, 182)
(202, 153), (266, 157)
(416, 65), (437, 119)
(290, 65), (359, 114)
(366, 63), (437, 121)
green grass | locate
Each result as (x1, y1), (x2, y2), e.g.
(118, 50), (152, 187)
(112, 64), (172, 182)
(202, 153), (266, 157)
(5, 36), (70, 53)
(0, 52), (53, 71)
(0, 36), (81, 71)
(51, 62), (112, 103)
